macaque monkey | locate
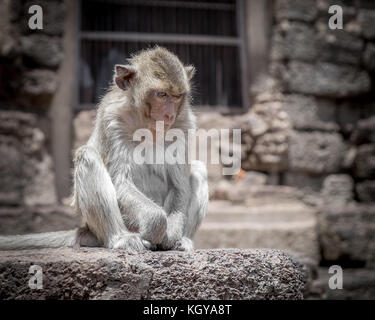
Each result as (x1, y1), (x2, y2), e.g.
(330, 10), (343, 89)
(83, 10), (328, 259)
(0, 47), (208, 252)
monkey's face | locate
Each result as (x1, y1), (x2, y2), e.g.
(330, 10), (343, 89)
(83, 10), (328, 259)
(113, 47), (195, 135)
(146, 90), (185, 131)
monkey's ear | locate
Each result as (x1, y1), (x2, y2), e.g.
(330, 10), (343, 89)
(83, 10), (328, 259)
(114, 64), (137, 90)
(185, 65), (195, 81)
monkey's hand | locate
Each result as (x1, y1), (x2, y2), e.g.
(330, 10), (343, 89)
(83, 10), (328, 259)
(172, 237), (194, 251)
(158, 232), (181, 250)
(158, 213), (184, 250)
(108, 232), (146, 254)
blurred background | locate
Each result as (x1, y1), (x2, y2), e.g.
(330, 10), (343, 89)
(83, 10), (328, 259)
(0, 0), (375, 299)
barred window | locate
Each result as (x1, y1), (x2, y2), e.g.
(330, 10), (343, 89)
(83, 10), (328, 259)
(78, 0), (249, 111)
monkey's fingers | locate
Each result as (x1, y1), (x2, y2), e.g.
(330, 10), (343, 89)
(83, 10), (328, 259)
(173, 237), (194, 252)
(111, 232), (146, 254)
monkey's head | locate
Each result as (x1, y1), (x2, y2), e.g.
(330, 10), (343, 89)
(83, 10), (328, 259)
(114, 47), (195, 132)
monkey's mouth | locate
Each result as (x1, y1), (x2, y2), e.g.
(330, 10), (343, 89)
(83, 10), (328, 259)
(149, 119), (172, 130)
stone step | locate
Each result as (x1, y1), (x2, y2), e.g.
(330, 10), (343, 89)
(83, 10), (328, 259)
(194, 200), (319, 262)
(0, 248), (306, 299)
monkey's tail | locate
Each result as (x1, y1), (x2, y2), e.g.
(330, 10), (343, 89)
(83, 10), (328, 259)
(0, 229), (79, 251)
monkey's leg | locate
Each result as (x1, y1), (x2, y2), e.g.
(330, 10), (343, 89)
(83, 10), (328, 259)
(162, 160), (208, 251)
(180, 160), (209, 251)
(74, 146), (145, 253)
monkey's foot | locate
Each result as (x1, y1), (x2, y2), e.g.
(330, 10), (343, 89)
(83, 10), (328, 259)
(109, 232), (146, 253)
(172, 237), (194, 251)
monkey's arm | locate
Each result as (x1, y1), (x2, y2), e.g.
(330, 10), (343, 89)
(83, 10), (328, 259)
(159, 164), (190, 249)
(115, 181), (167, 245)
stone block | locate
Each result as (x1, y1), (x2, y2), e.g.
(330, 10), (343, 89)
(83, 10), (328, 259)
(318, 203), (375, 265)
(0, 248), (306, 299)
(363, 42), (375, 71)
(271, 21), (317, 62)
(358, 9), (375, 40)
(356, 180), (375, 202)
(276, 0), (318, 22)
(353, 144), (375, 179)
(0, 111), (57, 206)
(284, 61), (371, 98)
(288, 131), (347, 174)
(21, 34), (63, 68)
(281, 94), (338, 131)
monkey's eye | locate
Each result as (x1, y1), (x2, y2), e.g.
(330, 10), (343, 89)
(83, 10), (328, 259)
(172, 94), (182, 99)
(156, 92), (167, 98)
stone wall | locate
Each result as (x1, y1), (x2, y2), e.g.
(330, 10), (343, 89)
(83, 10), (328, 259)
(238, 0), (375, 299)
(0, 1), (66, 219)
(268, 0), (375, 196)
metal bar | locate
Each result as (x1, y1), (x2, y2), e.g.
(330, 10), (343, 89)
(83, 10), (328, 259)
(77, 104), (245, 113)
(236, 0), (250, 110)
(80, 31), (240, 46)
(86, 0), (235, 11)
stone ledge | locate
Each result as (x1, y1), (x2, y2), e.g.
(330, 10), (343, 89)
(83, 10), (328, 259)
(0, 248), (306, 300)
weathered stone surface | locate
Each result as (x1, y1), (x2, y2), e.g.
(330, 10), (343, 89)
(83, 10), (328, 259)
(275, 0), (317, 22)
(195, 198), (319, 262)
(357, 180), (375, 203)
(318, 203), (375, 265)
(195, 111), (234, 183)
(316, 29), (364, 65)
(22, 69), (58, 96)
(0, 0), (17, 57)
(363, 101), (375, 119)
(21, 34), (63, 68)
(271, 21), (317, 62)
(23, 153), (58, 206)
(321, 174), (354, 204)
(358, 0), (375, 10)
(351, 116), (375, 145)
(358, 9), (375, 40)
(308, 267), (375, 300)
(284, 61), (371, 98)
(363, 42), (375, 71)
(317, 0), (357, 11)
(0, 205), (76, 235)
(284, 172), (326, 193)
(288, 131), (346, 174)
(236, 101), (291, 173)
(353, 144), (375, 179)
(0, 135), (23, 205)
(20, 69), (58, 108)
(0, 248), (306, 300)
(337, 101), (362, 135)
(272, 13), (363, 65)
(0, 111), (57, 206)
(281, 94), (338, 131)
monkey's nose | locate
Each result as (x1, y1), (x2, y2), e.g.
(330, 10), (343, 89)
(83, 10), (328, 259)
(164, 113), (175, 123)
